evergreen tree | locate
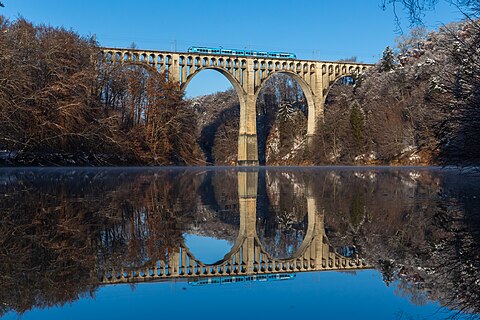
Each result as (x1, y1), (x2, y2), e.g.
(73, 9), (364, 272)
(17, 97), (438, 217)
(277, 102), (295, 122)
(379, 46), (396, 72)
(349, 100), (365, 152)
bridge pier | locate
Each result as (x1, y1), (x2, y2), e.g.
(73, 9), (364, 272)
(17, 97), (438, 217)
(237, 63), (259, 166)
(237, 134), (259, 166)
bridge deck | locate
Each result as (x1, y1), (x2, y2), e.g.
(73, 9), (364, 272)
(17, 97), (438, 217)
(100, 46), (374, 66)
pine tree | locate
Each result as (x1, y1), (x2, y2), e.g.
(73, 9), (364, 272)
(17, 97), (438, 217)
(349, 100), (365, 152)
(379, 46), (396, 72)
(277, 101), (295, 122)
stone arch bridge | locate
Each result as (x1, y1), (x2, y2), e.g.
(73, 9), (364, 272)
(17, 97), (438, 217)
(100, 47), (372, 165)
(100, 171), (369, 284)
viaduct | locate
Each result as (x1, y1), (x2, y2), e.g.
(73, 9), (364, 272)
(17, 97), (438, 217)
(100, 47), (372, 165)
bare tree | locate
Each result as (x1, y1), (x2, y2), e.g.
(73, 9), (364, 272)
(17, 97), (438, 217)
(382, 0), (480, 29)
(0, 15), (205, 165)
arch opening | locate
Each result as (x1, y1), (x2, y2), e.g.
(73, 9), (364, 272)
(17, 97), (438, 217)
(314, 73), (360, 164)
(255, 72), (312, 165)
(99, 62), (166, 130)
(324, 74), (358, 113)
(98, 59), (206, 165)
(183, 68), (245, 165)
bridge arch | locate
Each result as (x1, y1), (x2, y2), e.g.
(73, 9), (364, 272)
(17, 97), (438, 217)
(100, 51), (166, 80)
(180, 67), (246, 104)
(254, 70), (316, 136)
(116, 61), (164, 79)
(322, 72), (359, 111)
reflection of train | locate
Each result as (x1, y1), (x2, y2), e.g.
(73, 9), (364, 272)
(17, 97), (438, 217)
(188, 273), (296, 286)
(188, 46), (297, 59)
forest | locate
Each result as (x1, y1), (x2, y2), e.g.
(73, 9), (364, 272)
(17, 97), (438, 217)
(0, 15), (479, 166)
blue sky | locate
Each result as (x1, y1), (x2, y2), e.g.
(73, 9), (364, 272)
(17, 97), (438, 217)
(1, 0), (464, 97)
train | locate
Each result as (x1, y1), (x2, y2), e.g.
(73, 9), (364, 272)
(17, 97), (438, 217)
(188, 46), (297, 59)
(188, 273), (296, 286)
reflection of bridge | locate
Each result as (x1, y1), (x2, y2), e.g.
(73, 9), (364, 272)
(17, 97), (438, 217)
(100, 47), (372, 165)
(101, 172), (369, 284)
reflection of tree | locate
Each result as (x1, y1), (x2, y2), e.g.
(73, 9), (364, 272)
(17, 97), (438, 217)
(315, 169), (480, 317)
(0, 172), (111, 316)
(0, 170), (205, 316)
(278, 209), (295, 231)
(97, 171), (202, 273)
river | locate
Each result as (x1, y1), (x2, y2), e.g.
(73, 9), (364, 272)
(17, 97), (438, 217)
(0, 167), (479, 319)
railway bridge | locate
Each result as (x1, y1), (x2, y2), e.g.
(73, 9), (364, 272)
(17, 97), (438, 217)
(100, 171), (369, 284)
(100, 47), (372, 165)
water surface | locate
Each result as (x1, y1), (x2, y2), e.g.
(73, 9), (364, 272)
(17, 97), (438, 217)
(1, 167), (479, 319)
